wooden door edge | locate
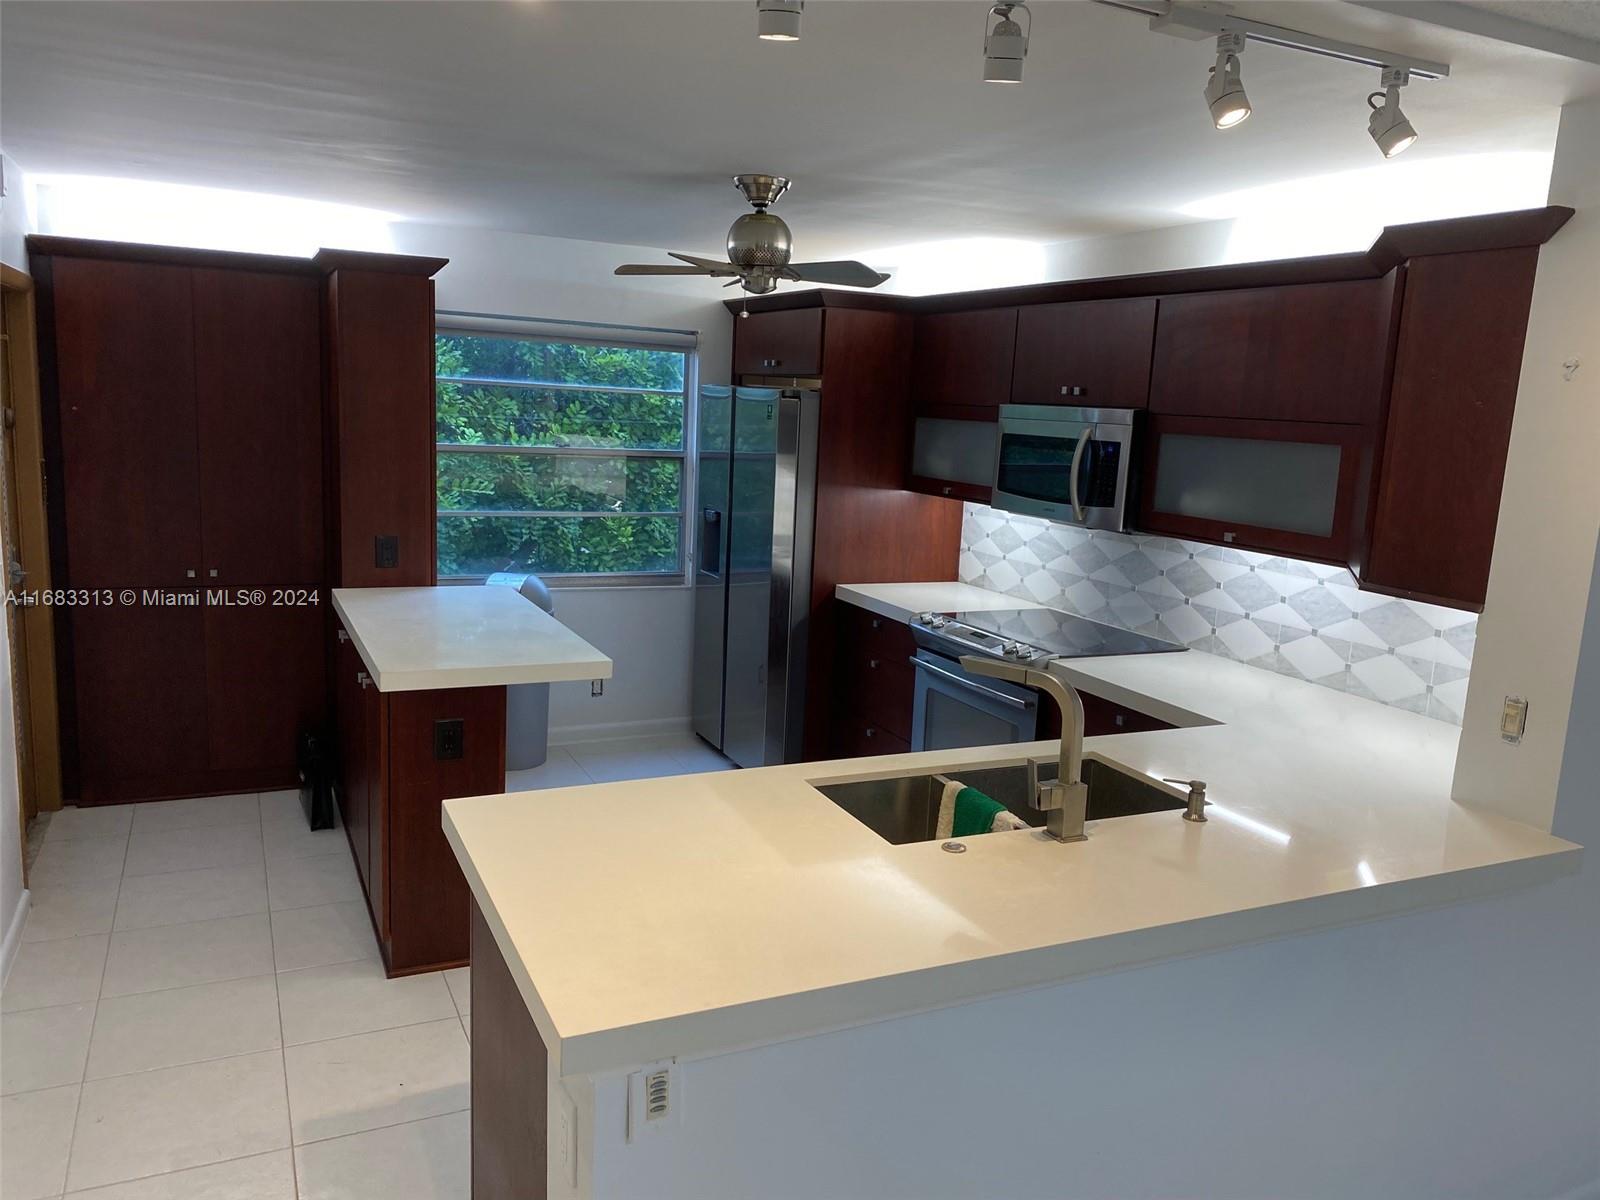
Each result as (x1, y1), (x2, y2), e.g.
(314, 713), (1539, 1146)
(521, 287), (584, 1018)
(1, 269), (63, 816)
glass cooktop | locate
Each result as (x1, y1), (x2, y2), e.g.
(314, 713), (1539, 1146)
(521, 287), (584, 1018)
(921, 607), (1185, 660)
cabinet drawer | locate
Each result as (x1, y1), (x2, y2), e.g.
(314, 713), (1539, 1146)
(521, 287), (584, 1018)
(832, 715), (911, 760)
(847, 654), (915, 743)
(837, 602), (916, 664)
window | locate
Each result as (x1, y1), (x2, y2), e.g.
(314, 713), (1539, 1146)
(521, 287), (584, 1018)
(435, 330), (692, 582)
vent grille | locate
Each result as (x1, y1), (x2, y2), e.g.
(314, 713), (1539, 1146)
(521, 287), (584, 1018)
(644, 1068), (671, 1121)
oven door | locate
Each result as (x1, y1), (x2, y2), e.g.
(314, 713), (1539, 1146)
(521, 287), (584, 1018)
(991, 405), (1138, 530)
(910, 650), (1042, 752)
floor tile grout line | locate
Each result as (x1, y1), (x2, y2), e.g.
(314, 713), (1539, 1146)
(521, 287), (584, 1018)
(39, 1147), (294, 1199)
(263, 794), (304, 1200)
(290, 1104), (473, 1150)
(57, 815), (129, 1195)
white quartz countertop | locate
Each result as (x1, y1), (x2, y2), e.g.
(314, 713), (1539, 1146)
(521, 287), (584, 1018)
(835, 580), (1043, 623)
(332, 586), (613, 692)
(443, 585), (1580, 1079)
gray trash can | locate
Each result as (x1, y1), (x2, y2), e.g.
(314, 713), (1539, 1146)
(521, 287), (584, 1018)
(504, 574), (555, 771)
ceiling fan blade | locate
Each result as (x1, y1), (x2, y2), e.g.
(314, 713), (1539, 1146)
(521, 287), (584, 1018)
(784, 260), (891, 288)
(614, 264), (715, 276)
(668, 251), (739, 271)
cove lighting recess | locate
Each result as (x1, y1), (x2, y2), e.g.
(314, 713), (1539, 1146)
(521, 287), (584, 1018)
(31, 175), (396, 258)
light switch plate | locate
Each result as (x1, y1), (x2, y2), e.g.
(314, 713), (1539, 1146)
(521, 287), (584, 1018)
(1500, 696), (1529, 744)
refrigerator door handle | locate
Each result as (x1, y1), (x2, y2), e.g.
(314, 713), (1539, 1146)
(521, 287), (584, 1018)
(698, 507), (723, 578)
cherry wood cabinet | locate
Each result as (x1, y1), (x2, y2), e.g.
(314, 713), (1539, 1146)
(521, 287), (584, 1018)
(1140, 415), (1370, 563)
(732, 306), (823, 376)
(321, 255), (444, 588)
(1149, 278), (1398, 424)
(68, 599), (209, 803)
(1010, 298), (1158, 410)
(911, 308), (1017, 417)
(47, 257), (202, 587)
(33, 237), (445, 805)
(830, 603), (917, 755)
(194, 268), (323, 586)
(471, 899), (549, 1200)
(333, 621), (503, 976)
(1357, 249), (1541, 610)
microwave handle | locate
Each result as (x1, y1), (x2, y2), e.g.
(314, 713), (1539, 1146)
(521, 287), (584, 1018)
(1068, 426), (1091, 523)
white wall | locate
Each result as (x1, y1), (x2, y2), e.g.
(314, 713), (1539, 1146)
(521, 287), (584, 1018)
(1453, 96), (1600, 828)
(389, 222), (733, 742)
(0, 149), (32, 981)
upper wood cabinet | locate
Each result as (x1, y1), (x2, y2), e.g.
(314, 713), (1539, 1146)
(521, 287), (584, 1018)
(733, 307), (823, 377)
(1358, 249), (1541, 609)
(324, 262), (441, 587)
(49, 257), (203, 587)
(1149, 278), (1397, 424)
(911, 308), (1017, 416)
(1010, 297), (1157, 409)
(193, 269), (323, 585)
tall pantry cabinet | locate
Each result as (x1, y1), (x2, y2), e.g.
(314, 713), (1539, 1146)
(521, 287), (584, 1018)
(30, 237), (445, 805)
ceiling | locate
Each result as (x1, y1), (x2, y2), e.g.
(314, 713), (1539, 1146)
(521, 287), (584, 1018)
(2, 0), (1595, 259)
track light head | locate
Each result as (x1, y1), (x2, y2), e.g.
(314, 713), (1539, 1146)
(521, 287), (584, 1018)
(1203, 32), (1251, 129)
(983, 3), (1030, 84)
(1367, 67), (1417, 157)
(757, 0), (802, 42)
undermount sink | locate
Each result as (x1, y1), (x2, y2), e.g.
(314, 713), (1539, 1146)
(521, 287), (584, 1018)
(814, 756), (1185, 845)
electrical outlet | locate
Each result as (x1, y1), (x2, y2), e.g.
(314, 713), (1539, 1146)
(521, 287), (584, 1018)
(434, 718), (464, 760)
(374, 534), (399, 569)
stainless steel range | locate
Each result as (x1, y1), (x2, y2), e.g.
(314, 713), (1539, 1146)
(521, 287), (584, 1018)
(907, 608), (1183, 751)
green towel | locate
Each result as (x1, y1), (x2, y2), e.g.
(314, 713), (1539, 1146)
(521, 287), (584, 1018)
(951, 787), (1007, 838)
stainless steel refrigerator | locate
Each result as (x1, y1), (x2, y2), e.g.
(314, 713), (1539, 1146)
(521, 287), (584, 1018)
(691, 383), (820, 768)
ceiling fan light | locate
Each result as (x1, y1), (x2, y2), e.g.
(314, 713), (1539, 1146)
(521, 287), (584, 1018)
(983, 4), (1029, 83)
(757, 0), (802, 41)
(1367, 80), (1417, 157)
(1203, 42), (1250, 129)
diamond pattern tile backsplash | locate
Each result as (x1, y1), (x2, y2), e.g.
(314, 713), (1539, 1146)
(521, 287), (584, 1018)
(958, 504), (1477, 725)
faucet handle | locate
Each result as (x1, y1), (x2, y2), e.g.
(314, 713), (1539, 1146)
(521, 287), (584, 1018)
(1163, 778), (1209, 823)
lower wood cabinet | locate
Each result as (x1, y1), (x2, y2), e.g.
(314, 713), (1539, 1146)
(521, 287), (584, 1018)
(829, 604), (918, 758)
(66, 594), (324, 804)
(334, 622), (506, 975)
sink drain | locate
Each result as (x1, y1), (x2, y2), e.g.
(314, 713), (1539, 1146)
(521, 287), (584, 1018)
(940, 841), (967, 854)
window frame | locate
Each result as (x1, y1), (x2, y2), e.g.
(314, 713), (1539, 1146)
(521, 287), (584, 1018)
(433, 320), (698, 587)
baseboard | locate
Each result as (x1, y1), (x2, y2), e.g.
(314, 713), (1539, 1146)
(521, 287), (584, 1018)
(548, 717), (693, 747)
(0, 886), (30, 990)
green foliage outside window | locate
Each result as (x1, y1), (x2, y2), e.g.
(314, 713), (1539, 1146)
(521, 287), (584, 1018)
(436, 333), (689, 578)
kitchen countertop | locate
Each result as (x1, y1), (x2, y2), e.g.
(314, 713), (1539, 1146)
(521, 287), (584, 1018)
(442, 585), (1580, 1079)
(835, 580), (1044, 623)
(332, 585), (613, 692)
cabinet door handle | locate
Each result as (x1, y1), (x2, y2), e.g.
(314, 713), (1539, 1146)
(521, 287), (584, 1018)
(1059, 385), (1088, 397)
(185, 569), (196, 579)
(864, 726), (876, 739)
(357, 671), (370, 689)
(208, 568), (218, 578)
(336, 629), (350, 644)
(869, 658), (881, 669)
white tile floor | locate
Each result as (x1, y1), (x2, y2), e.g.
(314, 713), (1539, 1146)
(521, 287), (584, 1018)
(1, 733), (731, 1199)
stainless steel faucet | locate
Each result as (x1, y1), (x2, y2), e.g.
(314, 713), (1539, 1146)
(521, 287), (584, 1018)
(959, 655), (1088, 842)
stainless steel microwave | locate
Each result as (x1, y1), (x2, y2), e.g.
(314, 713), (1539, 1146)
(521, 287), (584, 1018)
(991, 405), (1142, 531)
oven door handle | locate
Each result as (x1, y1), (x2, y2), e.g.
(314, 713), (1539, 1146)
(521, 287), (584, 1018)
(911, 656), (1037, 711)
(1068, 425), (1091, 523)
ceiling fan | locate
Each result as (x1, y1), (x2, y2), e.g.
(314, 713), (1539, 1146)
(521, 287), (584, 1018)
(614, 174), (890, 296)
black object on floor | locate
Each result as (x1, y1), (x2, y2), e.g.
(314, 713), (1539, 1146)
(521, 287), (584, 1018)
(297, 729), (337, 830)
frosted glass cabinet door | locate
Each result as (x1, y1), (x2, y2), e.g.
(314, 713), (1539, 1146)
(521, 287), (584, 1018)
(1141, 416), (1364, 560)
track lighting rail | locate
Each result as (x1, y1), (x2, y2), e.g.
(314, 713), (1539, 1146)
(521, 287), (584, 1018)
(1093, 0), (1450, 78)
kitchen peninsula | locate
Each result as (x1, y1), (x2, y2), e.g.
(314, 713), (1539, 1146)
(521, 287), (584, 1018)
(444, 625), (1579, 1199)
(333, 585), (611, 976)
